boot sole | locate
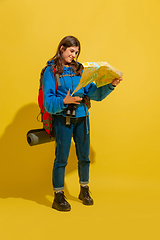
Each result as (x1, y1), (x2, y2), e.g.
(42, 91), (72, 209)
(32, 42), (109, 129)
(52, 202), (71, 211)
(78, 195), (94, 205)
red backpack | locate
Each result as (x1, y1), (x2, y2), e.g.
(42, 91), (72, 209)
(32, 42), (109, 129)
(38, 66), (60, 137)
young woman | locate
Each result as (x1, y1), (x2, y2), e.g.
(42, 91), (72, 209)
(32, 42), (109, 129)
(43, 36), (122, 211)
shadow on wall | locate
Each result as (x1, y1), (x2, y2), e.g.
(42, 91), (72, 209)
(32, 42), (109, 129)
(0, 103), (95, 207)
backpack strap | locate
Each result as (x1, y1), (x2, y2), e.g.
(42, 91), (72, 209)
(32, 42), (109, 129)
(40, 65), (60, 89)
(53, 68), (61, 88)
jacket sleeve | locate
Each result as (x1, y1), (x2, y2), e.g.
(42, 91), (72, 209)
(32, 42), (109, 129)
(43, 67), (67, 114)
(84, 82), (115, 101)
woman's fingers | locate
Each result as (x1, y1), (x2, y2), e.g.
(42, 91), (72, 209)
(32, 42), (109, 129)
(63, 90), (82, 104)
(66, 88), (71, 96)
(70, 96), (82, 104)
(73, 96), (82, 101)
(112, 77), (123, 86)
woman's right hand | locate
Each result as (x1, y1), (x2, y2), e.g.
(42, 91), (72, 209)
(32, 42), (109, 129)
(63, 89), (82, 105)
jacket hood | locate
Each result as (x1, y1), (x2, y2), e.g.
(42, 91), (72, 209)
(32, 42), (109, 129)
(47, 60), (73, 74)
(47, 60), (54, 66)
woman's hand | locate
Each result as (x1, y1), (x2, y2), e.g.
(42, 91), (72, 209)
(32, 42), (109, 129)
(63, 89), (83, 105)
(112, 77), (123, 87)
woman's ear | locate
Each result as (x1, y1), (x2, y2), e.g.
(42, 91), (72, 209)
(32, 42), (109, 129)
(60, 45), (64, 52)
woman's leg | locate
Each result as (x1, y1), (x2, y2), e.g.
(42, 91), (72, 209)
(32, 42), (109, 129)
(53, 116), (73, 191)
(72, 117), (93, 205)
(73, 117), (90, 185)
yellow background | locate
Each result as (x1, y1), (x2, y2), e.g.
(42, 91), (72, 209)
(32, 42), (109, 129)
(0, 0), (160, 239)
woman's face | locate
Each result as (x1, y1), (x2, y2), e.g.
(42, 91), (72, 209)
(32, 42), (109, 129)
(61, 46), (79, 64)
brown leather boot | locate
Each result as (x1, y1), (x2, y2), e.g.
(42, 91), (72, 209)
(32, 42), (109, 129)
(52, 191), (71, 211)
(78, 186), (94, 205)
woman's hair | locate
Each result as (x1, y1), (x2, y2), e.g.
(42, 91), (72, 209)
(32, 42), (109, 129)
(49, 36), (83, 75)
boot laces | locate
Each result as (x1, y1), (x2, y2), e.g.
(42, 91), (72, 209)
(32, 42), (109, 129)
(83, 187), (92, 200)
(57, 191), (68, 205)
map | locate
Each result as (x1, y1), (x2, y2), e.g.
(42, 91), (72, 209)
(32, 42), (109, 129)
(71, 61), (123, 96)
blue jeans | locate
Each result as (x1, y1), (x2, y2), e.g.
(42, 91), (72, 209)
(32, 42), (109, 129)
(52, 115), (90, 191)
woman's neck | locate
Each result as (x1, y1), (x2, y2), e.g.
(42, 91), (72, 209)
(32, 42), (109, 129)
(64, 63), (71, 68)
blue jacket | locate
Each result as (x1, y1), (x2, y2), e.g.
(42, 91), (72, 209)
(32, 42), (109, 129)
(43, 61), (115, 118)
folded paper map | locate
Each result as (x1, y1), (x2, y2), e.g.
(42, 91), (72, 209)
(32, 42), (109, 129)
(71, 61), (123, 96)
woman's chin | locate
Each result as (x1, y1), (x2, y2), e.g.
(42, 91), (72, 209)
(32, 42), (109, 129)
(63, 59), (73, 65)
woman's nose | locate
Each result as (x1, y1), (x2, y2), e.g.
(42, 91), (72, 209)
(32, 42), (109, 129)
(72, 52), (76, 58)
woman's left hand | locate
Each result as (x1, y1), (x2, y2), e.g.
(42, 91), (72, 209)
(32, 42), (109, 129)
(112, 77), (123, 87)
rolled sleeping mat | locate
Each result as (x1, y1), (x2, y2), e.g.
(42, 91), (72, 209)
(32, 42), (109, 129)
(27, 129), (55, 146)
